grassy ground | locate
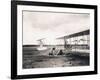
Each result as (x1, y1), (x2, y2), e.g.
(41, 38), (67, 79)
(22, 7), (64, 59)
(23, 46), (89, 69)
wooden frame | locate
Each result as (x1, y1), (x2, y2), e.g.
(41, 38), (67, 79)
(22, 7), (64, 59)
(11, 0), (97, 79)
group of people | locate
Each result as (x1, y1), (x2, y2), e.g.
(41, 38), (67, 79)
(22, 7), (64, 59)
(49, 47), (64, 56)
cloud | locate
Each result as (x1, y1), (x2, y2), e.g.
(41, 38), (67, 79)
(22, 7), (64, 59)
(23, 11), (90, 45)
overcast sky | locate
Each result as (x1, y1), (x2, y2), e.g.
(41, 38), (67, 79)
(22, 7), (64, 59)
(23, 11), (90, 45)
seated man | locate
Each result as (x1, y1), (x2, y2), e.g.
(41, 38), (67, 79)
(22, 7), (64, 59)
(58, 49), (64, 55)
(49, 48), (56, 56)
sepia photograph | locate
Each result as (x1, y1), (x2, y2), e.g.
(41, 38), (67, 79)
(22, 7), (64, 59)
(22, 11), (90, 69)
(11, 1), (97, 79)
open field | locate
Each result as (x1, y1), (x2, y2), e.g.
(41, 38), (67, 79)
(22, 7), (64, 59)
(23, 46), (89, 69)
